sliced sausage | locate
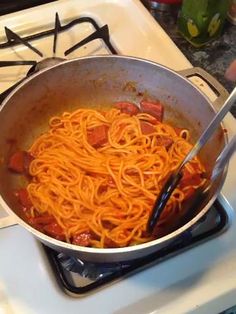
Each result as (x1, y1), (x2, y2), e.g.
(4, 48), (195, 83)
(72, 231), (92, 247)
(43, 222), (66, 241)
(29, 215), (56, 225)
(114, 101), (140, 116)
(8, 151), (34, 174)
(16, 188), (32, 209)
(140, 121), (156, 135)
(140, 100), (164, 122)
(87, 125), (109, 148)
(156, 136), (173, 149)
(23, 152), (34, 175)
(174, 127), (184, 136)
(8, 151), (25, 173)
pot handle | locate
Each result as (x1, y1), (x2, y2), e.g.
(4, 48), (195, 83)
(0, 215), (17, 229)
(178, 67), (229, 108)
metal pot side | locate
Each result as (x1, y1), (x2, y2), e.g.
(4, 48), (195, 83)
(0, 56), (228, 262)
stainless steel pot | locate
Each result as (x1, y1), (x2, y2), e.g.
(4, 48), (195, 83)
(0, 55), (228, 262)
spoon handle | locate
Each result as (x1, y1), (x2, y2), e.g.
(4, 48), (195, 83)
(179, 86), (236, 169)
(211, 135), (236, 181)
(147, 172), (182, 234)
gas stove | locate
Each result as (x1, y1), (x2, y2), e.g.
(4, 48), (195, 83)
(0, 1), (236, 314)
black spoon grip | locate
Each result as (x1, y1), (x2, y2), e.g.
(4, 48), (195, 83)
(147, 171), (183, 234)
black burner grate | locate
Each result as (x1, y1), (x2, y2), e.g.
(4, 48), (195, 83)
(44, 200), (228, 297)
(0, 13), (117, 103)
(0, 15), (117, 53)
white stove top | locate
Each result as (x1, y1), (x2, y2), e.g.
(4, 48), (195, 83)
(0, 1), (236, 314)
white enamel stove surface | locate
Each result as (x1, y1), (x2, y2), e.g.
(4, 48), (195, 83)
(0, 1), (236, 314)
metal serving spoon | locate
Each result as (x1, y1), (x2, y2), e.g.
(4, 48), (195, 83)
(147, 86), (236, 234)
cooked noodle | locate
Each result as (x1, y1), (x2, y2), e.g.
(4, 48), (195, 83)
(26, 107), (205, 248)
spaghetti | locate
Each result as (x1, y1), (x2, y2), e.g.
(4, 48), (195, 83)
(11, 102), (206, 248)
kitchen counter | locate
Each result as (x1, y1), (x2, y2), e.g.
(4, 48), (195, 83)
(148, 5), (236, 118)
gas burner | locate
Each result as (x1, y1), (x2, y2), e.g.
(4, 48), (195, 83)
(45, 200), (228, 296)
(57, 253), (130, 281)
(27, 57), (66, 75)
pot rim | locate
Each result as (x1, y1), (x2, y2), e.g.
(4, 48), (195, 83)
(0, 54), (229, 256)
